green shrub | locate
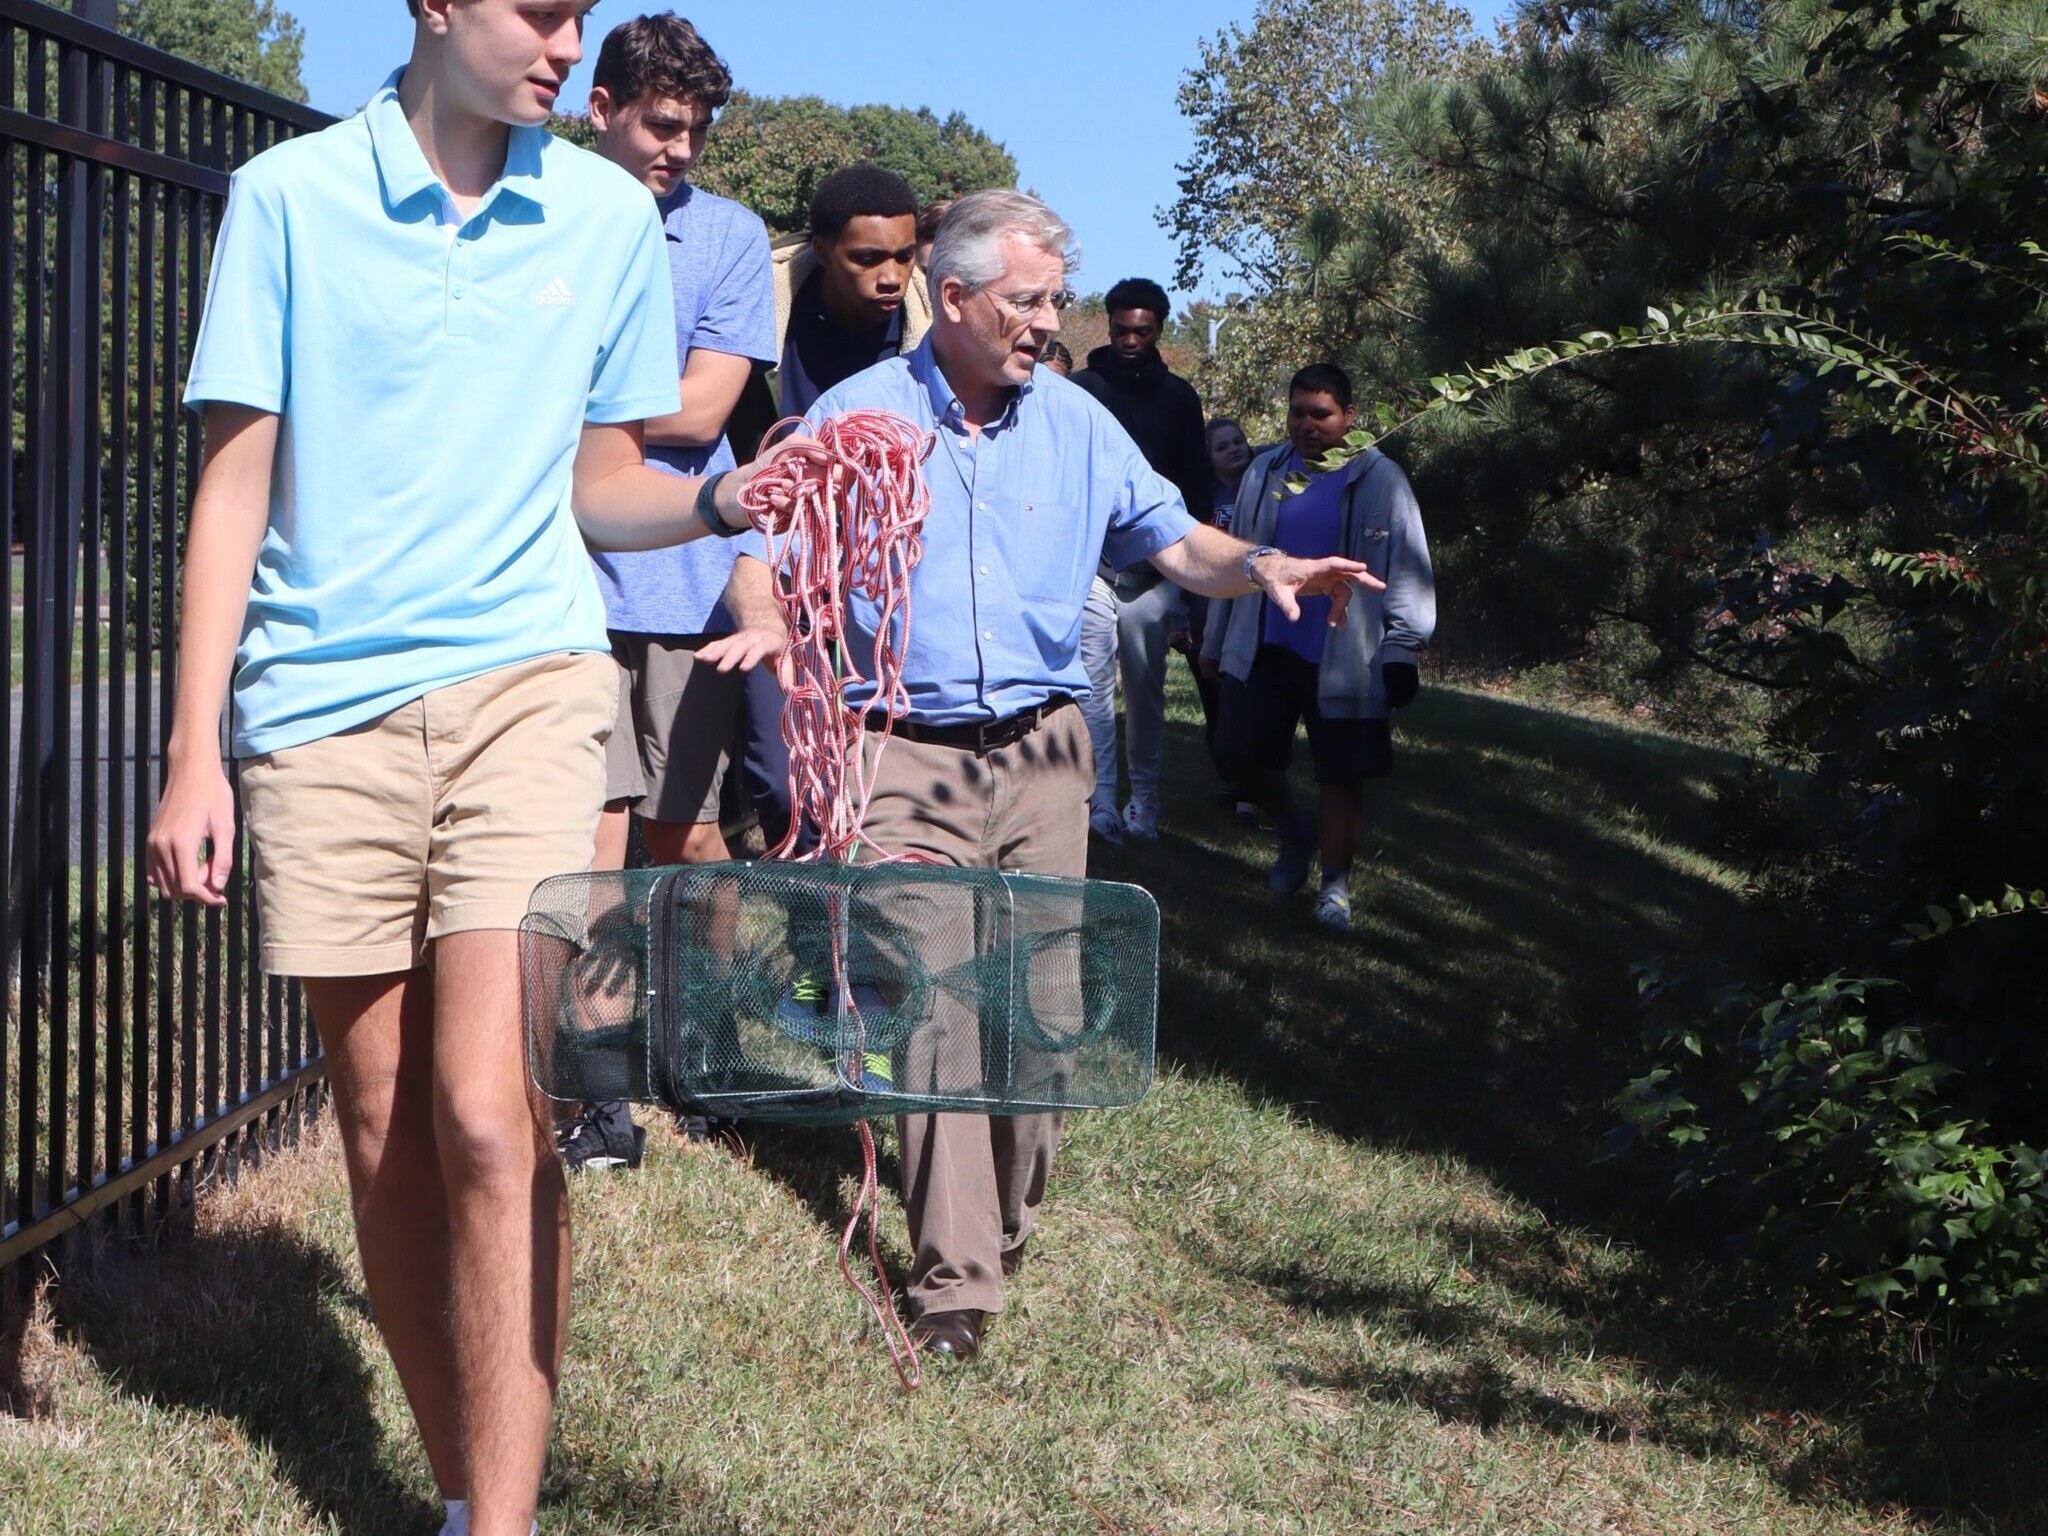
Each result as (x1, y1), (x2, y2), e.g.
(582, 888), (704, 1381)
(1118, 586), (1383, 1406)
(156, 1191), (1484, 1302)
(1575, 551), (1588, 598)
(1622, 957), (2048, 1364)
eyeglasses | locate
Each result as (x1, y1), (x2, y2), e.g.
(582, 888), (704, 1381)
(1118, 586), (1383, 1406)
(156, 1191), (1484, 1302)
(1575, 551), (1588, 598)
(981, 285), (1076, 320)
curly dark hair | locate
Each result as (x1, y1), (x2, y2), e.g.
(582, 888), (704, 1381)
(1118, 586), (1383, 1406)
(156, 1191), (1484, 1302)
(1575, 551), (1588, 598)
(809, 166), (918, 240)
(1104, 277), (1172, 325)
(592, 13), (733, 113)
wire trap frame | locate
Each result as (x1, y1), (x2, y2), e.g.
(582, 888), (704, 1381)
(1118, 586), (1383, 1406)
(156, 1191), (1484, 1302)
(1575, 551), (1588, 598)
(522, 859), (1159, 1125)
(519, 408), (1164, 1387)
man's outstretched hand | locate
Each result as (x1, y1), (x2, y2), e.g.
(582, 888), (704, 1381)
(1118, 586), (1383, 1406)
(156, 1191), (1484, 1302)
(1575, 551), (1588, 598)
(1250, 552), (1384, 627)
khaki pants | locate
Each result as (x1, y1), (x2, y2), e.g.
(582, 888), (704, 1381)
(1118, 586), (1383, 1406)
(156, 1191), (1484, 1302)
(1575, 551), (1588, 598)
(857, 703), (1092, 1315)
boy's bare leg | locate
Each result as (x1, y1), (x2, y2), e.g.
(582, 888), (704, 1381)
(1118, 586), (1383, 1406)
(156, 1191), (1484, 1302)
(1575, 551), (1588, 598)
(594, 806), (729, 873)
(1318, 782), (1363, 880)
(433, 929), (571, 1536)
(307, 970), (467, 1505)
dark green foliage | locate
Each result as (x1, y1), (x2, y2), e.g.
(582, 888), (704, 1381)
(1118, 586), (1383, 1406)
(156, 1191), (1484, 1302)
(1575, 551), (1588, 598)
(697, 94), (1014, 234)
(1240, 0), (2048, 1364)
(1623, 964), (2048, 1356)
(553, 93), (1015, 234)
(118, 0), (307, 104)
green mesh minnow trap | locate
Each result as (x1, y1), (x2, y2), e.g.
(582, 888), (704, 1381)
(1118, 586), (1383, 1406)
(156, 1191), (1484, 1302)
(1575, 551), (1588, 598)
(521, 860), (1159, 1124)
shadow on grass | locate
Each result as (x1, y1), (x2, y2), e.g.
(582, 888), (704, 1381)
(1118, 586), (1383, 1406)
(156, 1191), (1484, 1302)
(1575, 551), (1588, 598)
(62, 1219), (431, 1536)
(1116, 686), (1752, 1200)
(1106, 686), (2041, 1529)
(741, 1120), (895, 1240)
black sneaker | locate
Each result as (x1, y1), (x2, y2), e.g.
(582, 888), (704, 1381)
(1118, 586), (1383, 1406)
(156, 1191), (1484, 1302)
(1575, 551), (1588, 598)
(557, 1100), (645, 1171)
(676, 1109), (745, 1150)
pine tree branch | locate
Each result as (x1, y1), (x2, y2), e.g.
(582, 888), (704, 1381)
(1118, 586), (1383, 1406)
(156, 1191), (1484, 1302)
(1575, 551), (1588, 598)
(1588, 604), (1808, 692)
(1314, 299), (2048, 492)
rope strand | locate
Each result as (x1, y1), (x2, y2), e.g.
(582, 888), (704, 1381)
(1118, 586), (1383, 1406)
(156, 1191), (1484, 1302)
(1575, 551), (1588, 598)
(739, 412), (936, 1390)
(739, 413), (935, 865)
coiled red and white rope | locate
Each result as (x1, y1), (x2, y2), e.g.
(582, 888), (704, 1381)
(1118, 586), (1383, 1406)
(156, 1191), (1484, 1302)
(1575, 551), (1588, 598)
(739, 411), (935, 866)
(738, 410), (937, 1390)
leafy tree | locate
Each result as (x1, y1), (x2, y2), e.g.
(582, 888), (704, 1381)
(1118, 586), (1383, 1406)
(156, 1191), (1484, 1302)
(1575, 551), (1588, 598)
(119, 0), (308, 104)
(1303, 0), (2048, 1364)
(1164, 0), (1495, 435)
(552, 93), (1017, 235)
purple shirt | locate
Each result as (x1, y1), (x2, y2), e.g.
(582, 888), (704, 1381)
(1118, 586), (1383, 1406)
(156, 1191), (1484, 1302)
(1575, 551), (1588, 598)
(1262, 452), (1346, 664)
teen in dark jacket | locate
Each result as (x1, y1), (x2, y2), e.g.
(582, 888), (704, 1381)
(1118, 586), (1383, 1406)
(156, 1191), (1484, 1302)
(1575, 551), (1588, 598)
(1071, 277), (1210, 839)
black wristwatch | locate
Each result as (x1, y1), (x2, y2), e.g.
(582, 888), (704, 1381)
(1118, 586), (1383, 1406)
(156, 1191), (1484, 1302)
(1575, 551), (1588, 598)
(1242, 545), (1283, 586)
(695, 470), (744, 538)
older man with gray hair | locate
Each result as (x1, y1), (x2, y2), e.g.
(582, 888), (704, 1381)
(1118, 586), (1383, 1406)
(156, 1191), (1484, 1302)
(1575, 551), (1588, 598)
(799, 189), (1379, 1363)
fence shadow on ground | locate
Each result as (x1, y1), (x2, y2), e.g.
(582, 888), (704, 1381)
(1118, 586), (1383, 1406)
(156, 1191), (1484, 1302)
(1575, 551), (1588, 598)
(61, 1218), (431, 1536)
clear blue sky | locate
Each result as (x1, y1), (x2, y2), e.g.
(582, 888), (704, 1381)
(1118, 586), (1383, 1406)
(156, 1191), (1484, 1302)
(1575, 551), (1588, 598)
(286, 2), (1513, 308)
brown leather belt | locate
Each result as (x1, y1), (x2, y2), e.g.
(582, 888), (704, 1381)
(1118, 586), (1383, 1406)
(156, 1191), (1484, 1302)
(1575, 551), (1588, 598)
(864, 695), (1076, 755)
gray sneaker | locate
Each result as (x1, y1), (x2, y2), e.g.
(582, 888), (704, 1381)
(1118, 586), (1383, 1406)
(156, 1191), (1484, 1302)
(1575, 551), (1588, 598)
(1313, 886), (1353, 931)
(1268, 816), (1316, 894)
(1121, 798), (1159, 840)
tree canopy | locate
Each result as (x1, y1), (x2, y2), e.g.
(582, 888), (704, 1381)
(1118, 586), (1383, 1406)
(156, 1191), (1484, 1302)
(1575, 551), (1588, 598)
(119, 0), (308, 104)
(1164, 0), (1495, 434)
(550, 92), (1016, 234)
(1192, 0), (2048, 1366)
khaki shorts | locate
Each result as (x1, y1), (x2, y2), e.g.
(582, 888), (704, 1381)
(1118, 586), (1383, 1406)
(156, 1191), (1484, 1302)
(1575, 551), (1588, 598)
(604, 632), (741, 825)
(239, 651), (615, 977)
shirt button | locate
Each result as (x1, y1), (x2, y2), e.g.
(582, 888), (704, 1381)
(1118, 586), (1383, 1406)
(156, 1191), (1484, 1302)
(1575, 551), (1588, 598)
(977, 501), (989, 511)
(452, 286), (464, 298)
(982, 631), (994, 641)
(979, 565), (990, 575)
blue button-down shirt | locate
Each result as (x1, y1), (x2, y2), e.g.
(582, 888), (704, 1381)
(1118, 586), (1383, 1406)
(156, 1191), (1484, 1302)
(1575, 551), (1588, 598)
(808, 337), (1198, 725)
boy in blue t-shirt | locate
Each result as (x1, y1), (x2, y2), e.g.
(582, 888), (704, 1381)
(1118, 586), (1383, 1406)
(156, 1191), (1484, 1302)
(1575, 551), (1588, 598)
(144, 6), (808, 1534)
(560, 15), (780, 1170)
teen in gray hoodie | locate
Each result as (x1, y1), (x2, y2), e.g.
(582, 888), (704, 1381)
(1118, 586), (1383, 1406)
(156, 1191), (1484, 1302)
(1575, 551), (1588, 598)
(1201, 364), (1435, 929)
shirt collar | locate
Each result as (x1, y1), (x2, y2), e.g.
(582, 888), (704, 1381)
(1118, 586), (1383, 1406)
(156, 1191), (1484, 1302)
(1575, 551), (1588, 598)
(907, 333), (1033, 432)
(367, 68), (550, 215)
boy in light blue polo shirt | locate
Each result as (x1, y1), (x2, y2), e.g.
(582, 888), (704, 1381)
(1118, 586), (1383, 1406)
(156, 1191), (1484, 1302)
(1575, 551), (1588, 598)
(143, 7), (800, 1534)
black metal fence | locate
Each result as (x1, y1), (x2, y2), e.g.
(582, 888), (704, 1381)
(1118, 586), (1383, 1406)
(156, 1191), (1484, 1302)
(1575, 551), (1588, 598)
(1, 0), (334, 1274)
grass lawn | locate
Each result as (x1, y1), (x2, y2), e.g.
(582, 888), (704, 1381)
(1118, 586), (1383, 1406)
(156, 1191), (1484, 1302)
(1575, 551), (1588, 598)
(8, 620), (120, 688)
(1, 679), (2037, 1535)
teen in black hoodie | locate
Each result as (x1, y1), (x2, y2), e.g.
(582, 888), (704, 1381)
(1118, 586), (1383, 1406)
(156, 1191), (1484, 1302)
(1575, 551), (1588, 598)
(1071, 278), (1212, 838)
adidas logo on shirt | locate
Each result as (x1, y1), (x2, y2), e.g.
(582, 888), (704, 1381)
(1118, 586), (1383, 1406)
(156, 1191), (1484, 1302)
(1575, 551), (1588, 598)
(534, 277), (576, 307)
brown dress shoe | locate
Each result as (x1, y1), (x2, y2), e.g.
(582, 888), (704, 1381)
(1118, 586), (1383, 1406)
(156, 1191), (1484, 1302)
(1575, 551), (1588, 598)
(909, 1307), (985, 1362)
(1000, 1241), (1028, 1277)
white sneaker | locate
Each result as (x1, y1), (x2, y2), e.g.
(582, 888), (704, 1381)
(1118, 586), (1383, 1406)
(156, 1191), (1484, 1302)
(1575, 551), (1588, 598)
(439, 1506), (537, 1536)
(1090, 805), (1125, 845)
(1121, 799), (1159, 840)
(1313, 886), (1352, 931)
